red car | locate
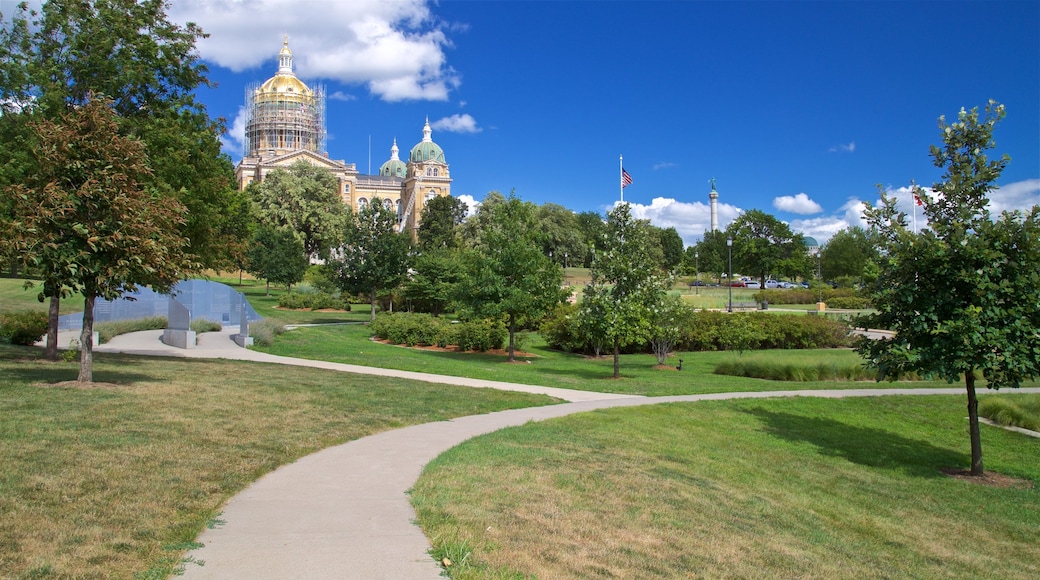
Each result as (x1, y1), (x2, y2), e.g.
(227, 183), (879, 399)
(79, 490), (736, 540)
(728, 280), (747, 288)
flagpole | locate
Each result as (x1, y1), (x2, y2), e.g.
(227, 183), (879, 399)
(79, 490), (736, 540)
(619, 154), (624, 203)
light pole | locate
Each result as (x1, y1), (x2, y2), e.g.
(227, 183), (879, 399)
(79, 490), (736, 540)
(812, 247), (823, 305)
(694, 251), (699, 296)
(726, 237), (733, 313)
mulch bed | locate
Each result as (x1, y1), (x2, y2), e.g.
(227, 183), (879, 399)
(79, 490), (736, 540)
(941, 467), (1033, 489)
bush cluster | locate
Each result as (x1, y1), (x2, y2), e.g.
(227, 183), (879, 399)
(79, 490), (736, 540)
(370, 313), (505, 352)
(541, 305), (851, 354)
(753, 287), (867, 306)
(249, 318), (286, 347)
(714, 359), (876, 381)
(190, 318), (224, 334)
(278, 292), (351, 311)
(0, 310), (48, 346)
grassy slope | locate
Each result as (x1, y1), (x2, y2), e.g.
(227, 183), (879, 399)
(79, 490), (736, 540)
(413, 395), (1040, 579)
(0, 344), (556, 579)
(0, 278), (84, 315)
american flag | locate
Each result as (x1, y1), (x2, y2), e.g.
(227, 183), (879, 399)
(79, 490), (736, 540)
(621, 168), (633, 188)
(913, 192), (923, 206)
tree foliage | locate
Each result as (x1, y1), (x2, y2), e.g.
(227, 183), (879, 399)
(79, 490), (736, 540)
(727, 209), (809, 284)
(249, 161), (347, 261)
(537, 203), (588, 268)
(454, 194), (567, 361)
(856, 101), (1040, 476)
(4, 98), (196, 381)
(582, 203), (669, 378)
(327, 196), (411, 321)
(654, 226), (685, 272)
(820, 226), (878, 283)
(417, 194), (468, 251)
(246, 225), (308, 294)
(0, 0), (238, 269)
(402, 249), (464, 317)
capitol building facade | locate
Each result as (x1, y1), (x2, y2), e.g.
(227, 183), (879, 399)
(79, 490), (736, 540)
(234, 38), (452, 233)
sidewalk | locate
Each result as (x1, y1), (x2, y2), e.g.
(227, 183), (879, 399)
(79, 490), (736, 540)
(52, 328), (1040, 578)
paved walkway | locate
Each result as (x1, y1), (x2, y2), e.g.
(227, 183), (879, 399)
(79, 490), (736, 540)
(59, 328), (1039, 578)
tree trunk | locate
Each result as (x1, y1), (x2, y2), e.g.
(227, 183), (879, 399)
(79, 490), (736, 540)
(78, 295), (95, 383)
(507, 315), (516, 362)
(239, 269), (243, 286)
(966, 369), (983, 476)
(45, 294), (60, 361)
(613, 339), (620, 379)
(265, 280), (270, 296)
(370, 289), (377, 322)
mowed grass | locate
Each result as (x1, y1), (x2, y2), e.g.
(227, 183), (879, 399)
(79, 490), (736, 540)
(0, 278), (84, 315)
(0, 343), (557, 579)
(258, 323), (1011, 396)
(412, 395), (1040, 579)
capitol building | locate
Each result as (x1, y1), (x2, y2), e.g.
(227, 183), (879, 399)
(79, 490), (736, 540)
(234, 38), (452, 233)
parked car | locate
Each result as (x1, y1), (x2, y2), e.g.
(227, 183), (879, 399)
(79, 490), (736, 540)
(764, 280), (779, 289)
(728, 280), (747, 288)
(746, 281), (761, 289)
(777, 281), (793, 289)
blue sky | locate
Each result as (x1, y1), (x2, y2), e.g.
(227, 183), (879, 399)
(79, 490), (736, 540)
(166, 0), (1040, 246)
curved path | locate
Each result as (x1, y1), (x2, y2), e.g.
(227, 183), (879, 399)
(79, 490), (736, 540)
(75, 329), (1039, 579)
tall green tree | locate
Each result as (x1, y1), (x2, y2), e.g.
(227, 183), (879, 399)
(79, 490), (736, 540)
(0, 0), (237, 270)
(417, 194), (468, 251)
(455, 194), (568, 361)
(820, 226), (878, 283)
(857, 101), (1040, 476)
(537, 203), (588, 268)
(727, 209), (808, 284)
(401, 249), (464, 317)
(654, 226), (685, 272)
(327, 197), (412, 321)
(250, 161), (346, 261)
(691, 230), (729, 283)
(5, 98), (196, 382)
(246, 225), (308, 295)
(582, 203), (668, 378)
(574, 210), (605, 267)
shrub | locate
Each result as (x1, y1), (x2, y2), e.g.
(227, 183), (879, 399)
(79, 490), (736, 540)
(372, 313), (503, 352)
(277, 292), (350, 311)
(190, 318), (224, 334)
(539, 303), (589, 353)
(0, 310), (48, 346)
(94, 316), (168, 344)
(249, 318), (286, 347)
(979, 395), (1040, 432)
(714, 359), (877, 381)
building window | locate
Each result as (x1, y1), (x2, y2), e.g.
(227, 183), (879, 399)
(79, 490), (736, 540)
(358, 197), (368, 209)
(344, 183), (351, 193)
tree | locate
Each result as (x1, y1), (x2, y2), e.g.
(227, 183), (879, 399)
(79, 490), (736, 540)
(5, 98), (196, 382)
(455, 194), (568, 361)
(727, 209), (809, 284)
(0, 0), (237, 270)
(691, 230), (728, 283)
(327, 197), (411, 321)
(857, 101), (1040, 476)
(417, 194), (468, 251)
(648, 293), (691, 365)
(574, 210), (606, 267)
(246, 225), (308, 295)
(654, 226), (685, 272)
(537, 203), (588, 268)
(820, 226), (878, 283)
(401, 248), (464, 317)
(582, 203), (669, 378)
(250, 161), (347, 261)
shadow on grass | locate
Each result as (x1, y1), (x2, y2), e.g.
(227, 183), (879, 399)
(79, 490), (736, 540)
(744, 408), (963, 478)
(0, 347), (161, 385)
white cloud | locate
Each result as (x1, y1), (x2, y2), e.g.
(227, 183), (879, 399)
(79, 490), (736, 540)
(168, 0), (459, 102)
(220, 106), (248, 158)
(455, 194), (480, 217)
(652, 162), (678, 170)
(773, 192), (823, 215)
(328, 91), (356, 101)
(622, 197), (742, 247)
(990, 178), (1040, 214)
(431, 113), (481, 133)
(829, 141), (856, 153)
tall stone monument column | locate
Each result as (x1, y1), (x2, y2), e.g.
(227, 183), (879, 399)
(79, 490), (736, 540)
(709, 178), (719, 232)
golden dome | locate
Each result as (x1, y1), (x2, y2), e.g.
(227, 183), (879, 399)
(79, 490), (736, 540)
(255, 36), (313, 102)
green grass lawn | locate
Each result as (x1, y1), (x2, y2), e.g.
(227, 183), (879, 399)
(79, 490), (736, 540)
(0, 342), (557, 579)
(412, 395), (1040, 579)
(0, 277), (84, 315)
(257, 323), (999, 396)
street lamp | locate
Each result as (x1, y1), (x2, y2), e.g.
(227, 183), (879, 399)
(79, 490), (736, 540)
(812, 247), (823, 306)
(726, 237), (733, 313)
(694, 251), (699, 296)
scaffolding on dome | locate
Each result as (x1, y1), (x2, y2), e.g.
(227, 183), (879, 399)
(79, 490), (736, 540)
(243, 81), (326, 157)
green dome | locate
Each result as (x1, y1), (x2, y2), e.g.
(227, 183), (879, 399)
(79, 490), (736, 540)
(409, 118), (446, 163)
(803, 237), (820, 248)
(379, 159), (406, 178)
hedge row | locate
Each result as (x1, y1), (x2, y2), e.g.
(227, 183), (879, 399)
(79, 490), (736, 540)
(278, 292), (351, 311)
(540, 303), (851, 354)
(370, 313), (506, 352)
(752, 287), (868, 306)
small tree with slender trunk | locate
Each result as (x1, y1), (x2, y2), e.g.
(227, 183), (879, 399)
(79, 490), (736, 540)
(857, 101), (1040, 476)
(6, 98), (196, 382)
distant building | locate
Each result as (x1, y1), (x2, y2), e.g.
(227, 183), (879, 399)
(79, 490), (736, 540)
(234, 38), (452, 235)
(803, 237), (820, 253)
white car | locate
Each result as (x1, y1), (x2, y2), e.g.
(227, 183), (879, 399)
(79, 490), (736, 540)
(764, 280), (779, 289)
(746, 281), (761, 289)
